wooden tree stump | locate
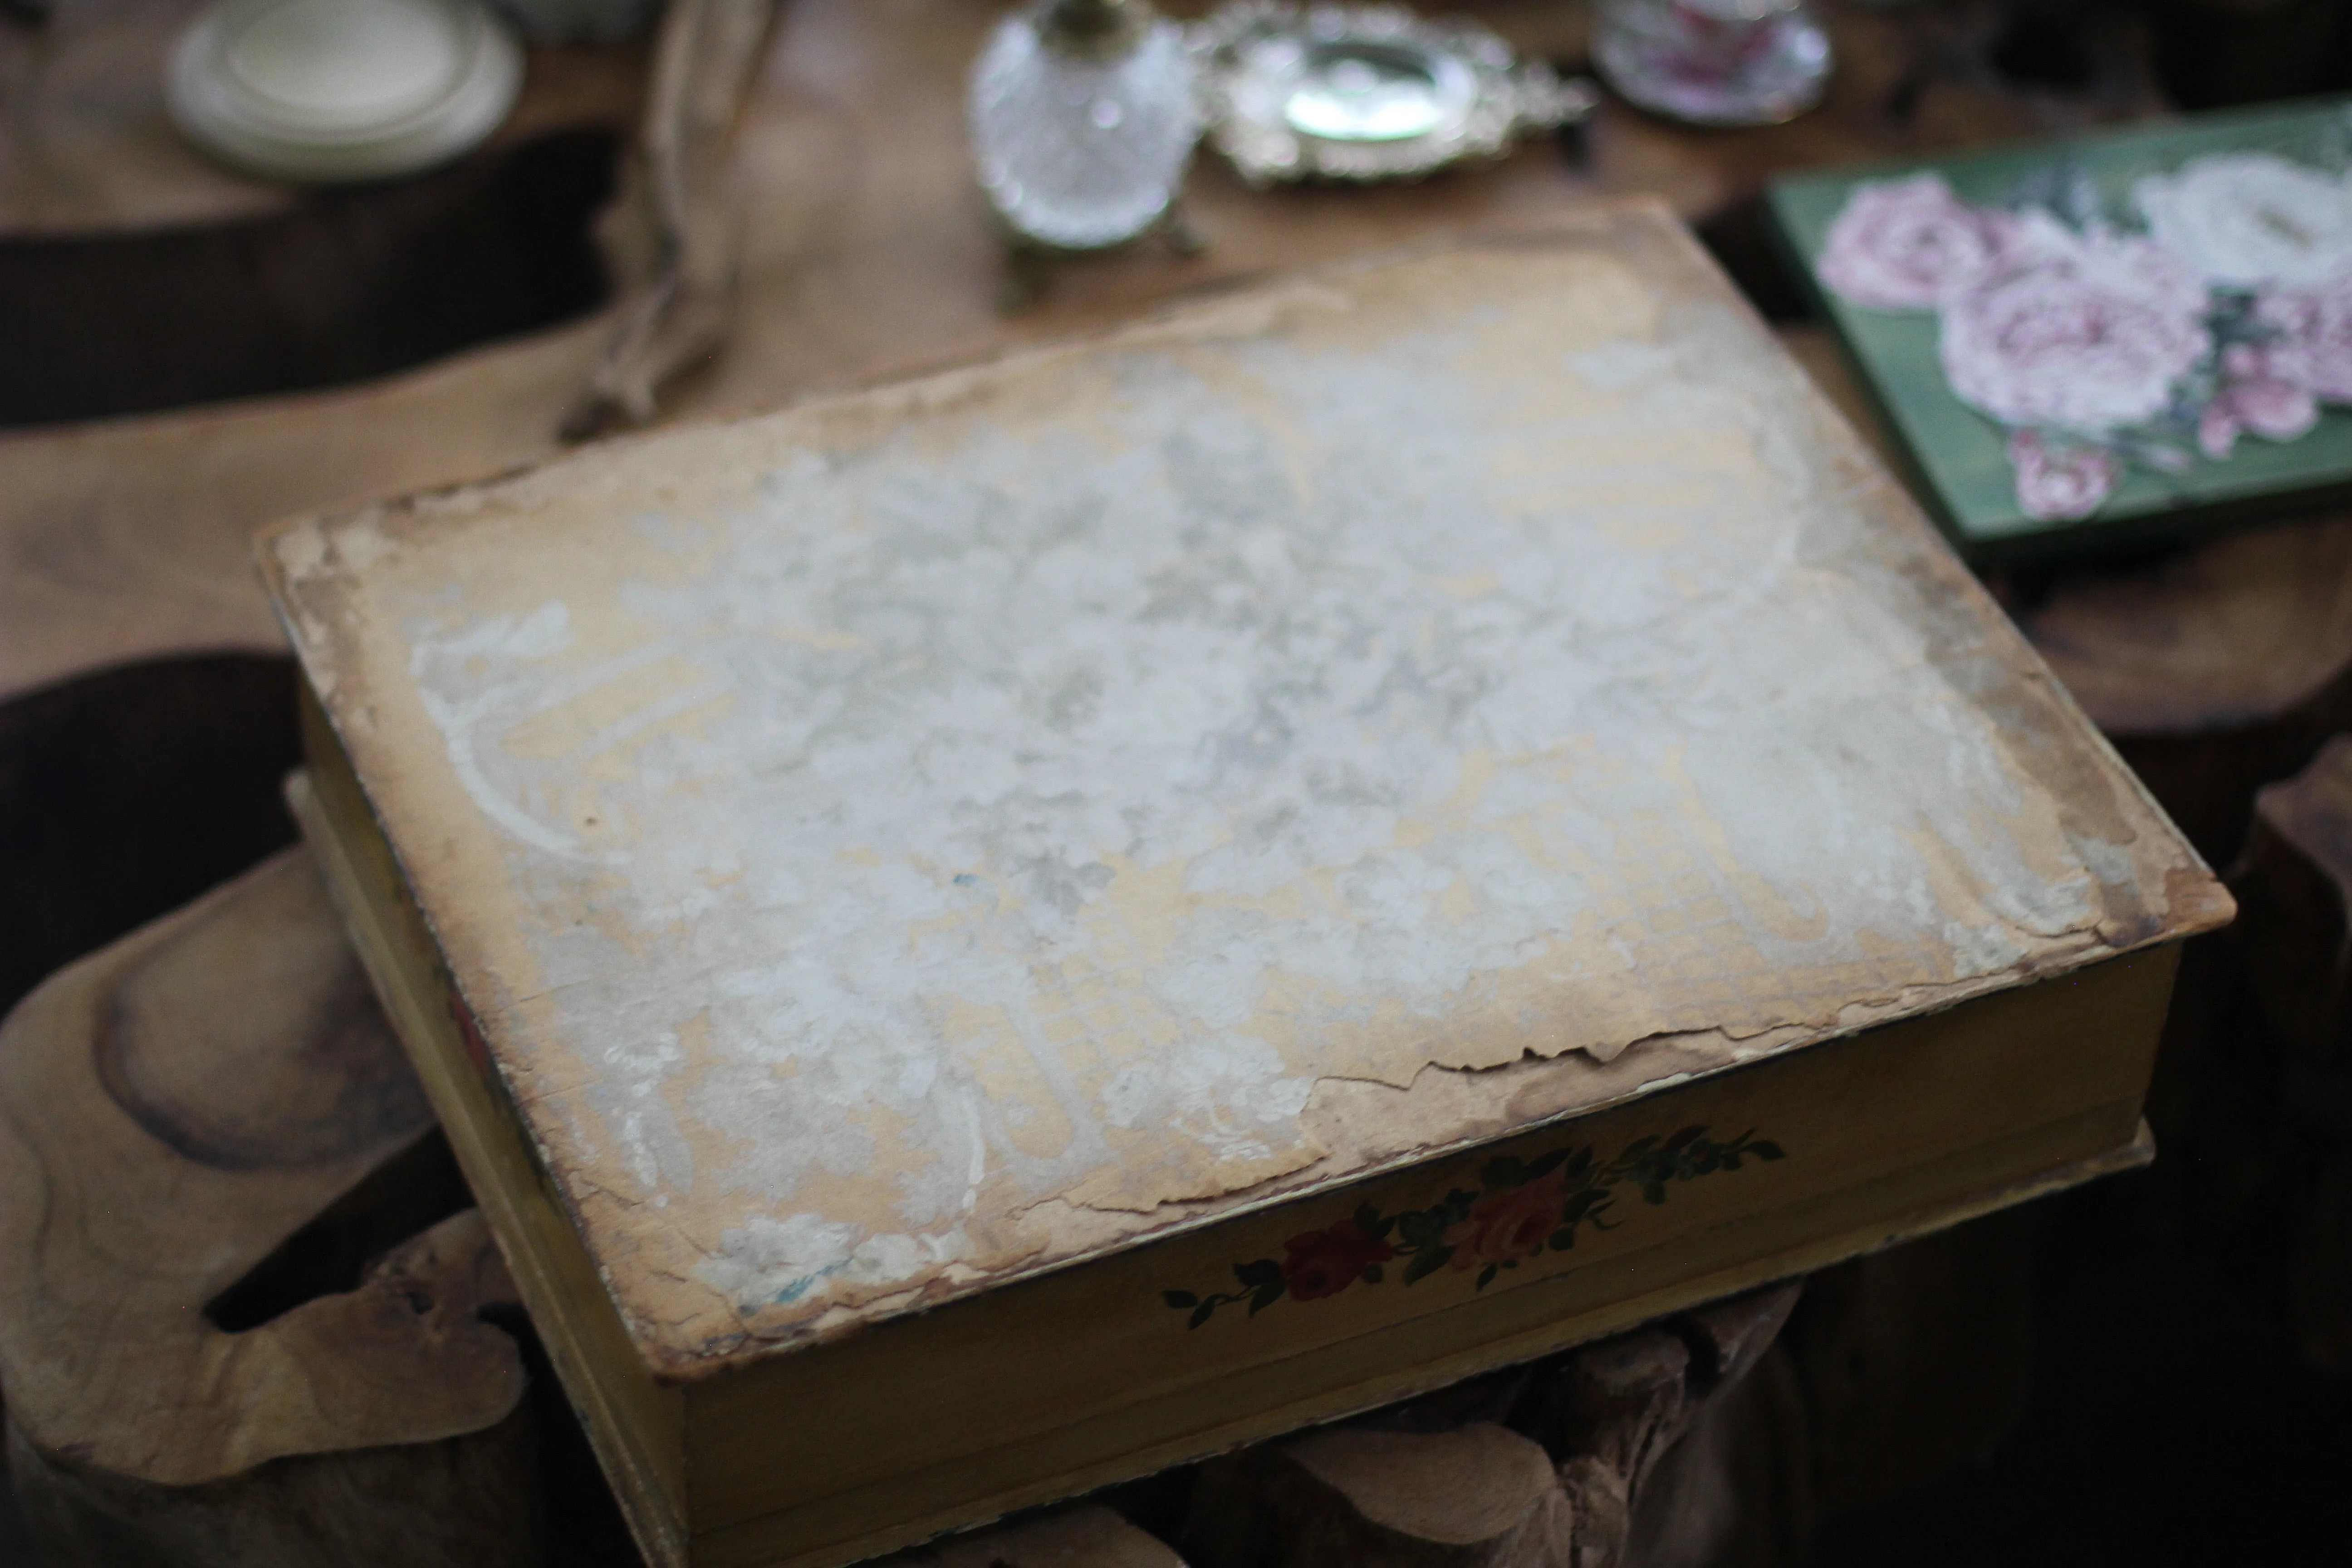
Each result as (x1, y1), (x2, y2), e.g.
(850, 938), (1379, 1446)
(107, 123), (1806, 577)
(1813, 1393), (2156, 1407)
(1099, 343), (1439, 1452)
(1621, 1288), (1810, 1568)
(1, 0), (2181, 716)
(1535, 1284), (1808, 1568)
(1183, 1421), (1574, 1568)
(0, 653), (303, 1020)
(2230, 738), (2352, 1374)
(2016, 514), (2352, 865)
(1679, 1286), (1802, 1393)
(2291, 1148), (2352, 1376)
(2234, 734), (2352, 1068)
(882, 1504), (1186, 1568)
(1537, 1325), (1690, 1564)
(0, 847), (539, 1568)
(1181, 1284), (1809, 1568)
(1785, 1210), (2035, 1519)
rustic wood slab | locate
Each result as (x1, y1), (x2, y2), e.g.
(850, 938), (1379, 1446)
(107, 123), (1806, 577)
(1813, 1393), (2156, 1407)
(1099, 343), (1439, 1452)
(2292, 1147), (2352, 1376)
(1540, 1329), (1694, 1519)
(1619, 1338), (1809, 1568)
(0, 0), (645, 236)
(1548, 1286), (1808, 1568)
(880, 1504), (1187, 1568)
(1185, 1421), (1577, 1568)
(2224, 738), (2352, 1375)
(2018, 517), (2352, 865)
(0, 14), (2163, 1548)
(2236, 735), (2352, 1068)
(0, 653), (302, 1019)
(0, 0), (2168, 708)
(1783, 1211), (2034, 1519)
(0, 0), (647, 426)
(1181, 1284), (1807, 1568)
(0, 318), (607, 704)
(566, 0), (780, 436)
(0, 833), (2009, 1568)
(0, 846), (537, 1568)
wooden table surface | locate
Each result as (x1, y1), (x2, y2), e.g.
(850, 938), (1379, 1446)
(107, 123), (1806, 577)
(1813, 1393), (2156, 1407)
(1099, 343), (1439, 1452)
(0, 0), (647, 235)
(0, 0), (2168, 707)
(10, 11), (2352, 1563)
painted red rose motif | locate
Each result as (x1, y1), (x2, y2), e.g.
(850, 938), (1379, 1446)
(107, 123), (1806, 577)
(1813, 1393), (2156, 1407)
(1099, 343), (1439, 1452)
(1164, 1126), (1784, 1328)
(1281, 1219), (1394, 1301)
(1441, 1168), (1565, 1270)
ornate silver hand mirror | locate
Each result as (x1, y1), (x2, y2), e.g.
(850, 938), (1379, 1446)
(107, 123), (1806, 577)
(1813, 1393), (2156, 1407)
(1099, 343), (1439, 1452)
(1192, 3), (1597, 186)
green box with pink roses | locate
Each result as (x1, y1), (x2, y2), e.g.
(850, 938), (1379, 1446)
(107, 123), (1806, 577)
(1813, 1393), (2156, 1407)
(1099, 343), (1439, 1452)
(1771, 96), (2352, 564)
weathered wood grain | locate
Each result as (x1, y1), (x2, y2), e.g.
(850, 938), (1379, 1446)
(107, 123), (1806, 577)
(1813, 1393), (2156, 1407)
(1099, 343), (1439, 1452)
(9, 1215), (538, 1568)
(0, 2), (646, 425)
(0, 653), (302, 1019)
(1784, 1210), (2036, 1518)
(1680, 1284), (1803, 1392)
(2019, 516), (2352, 864)
(1181, 1284), (1808, 1568)
(1538, 1330), (1693, 1514)
(1, 128), (623, 427)
(1594, 1285), (1811, 1568)
(0, 0), (645, 237)
(883, 1504), (1186, 1568)
(0, 0), (2172, 709)
(2291, 1147), (2352, 1375)
(1184, 1421), (1576, 1568)
(0, 847), (538, 1567)
(2235, 735), (2352, 1067)
(2222, 739), (2352, 1376)
(1619, 1340), (1810, 1568)
(0, 322), (608, 704)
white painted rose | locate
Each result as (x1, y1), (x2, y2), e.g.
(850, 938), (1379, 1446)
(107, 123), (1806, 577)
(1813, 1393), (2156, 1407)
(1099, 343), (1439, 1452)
(2136, 152), (2352, 288)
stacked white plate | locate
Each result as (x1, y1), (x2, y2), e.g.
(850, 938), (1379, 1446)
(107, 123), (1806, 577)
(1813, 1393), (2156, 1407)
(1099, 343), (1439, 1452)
(168, 0), (524, 183)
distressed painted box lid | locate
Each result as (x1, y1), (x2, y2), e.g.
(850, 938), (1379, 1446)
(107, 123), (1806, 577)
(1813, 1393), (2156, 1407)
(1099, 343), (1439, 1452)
(262, 207), (2229, 1378)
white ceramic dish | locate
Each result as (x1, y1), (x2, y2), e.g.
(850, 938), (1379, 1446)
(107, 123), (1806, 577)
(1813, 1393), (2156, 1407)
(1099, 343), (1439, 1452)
(168, 0), (523, 183)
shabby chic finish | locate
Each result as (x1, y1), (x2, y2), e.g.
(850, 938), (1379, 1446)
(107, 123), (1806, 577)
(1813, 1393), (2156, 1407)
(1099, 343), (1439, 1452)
(267, 216), (2220, 1367)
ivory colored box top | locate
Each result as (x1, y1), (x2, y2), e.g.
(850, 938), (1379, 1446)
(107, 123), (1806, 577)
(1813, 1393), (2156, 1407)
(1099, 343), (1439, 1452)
(262, 209), (2226, 1380)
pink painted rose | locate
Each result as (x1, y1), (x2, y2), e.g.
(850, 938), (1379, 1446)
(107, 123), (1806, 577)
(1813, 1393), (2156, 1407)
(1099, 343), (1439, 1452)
(2256, 276), (2352, 402)
(2006, 431), (2118, 521)
(1817, 173), (2031, 310)
(2198, 343), (2320, 459)
(1441, 1170), (1564, 1271)
(2028, 220), (2210, 318)
(1940, 234), (2210, 431)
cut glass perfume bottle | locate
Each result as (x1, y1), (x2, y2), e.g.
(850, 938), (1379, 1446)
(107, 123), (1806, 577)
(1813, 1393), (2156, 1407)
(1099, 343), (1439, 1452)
(969, 0), (1201, 252)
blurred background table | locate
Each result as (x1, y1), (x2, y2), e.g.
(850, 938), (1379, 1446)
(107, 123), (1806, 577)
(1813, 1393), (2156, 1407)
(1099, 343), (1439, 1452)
(0, 0), (2182, 716)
